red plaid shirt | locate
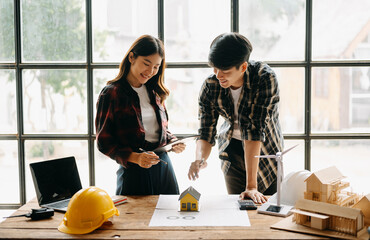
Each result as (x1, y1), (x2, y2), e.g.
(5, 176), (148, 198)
(95, 78), (175, 168)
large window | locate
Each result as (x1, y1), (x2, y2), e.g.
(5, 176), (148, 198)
(1, 0), (369, 208)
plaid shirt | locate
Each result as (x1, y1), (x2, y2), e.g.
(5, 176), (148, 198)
(95, 78), (175, 168)
(198, 61), (284, 192)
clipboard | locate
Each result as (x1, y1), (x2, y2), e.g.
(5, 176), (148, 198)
(153, 135), (200, 152)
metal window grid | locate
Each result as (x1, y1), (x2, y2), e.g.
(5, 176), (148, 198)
(0, 0), (369, 209)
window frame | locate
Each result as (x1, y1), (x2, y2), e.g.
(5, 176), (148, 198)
(0, 0), (369, 209)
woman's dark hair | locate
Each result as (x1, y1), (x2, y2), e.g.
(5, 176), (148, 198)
(107, 35), (169, 103)
(208, 32), (253, 70)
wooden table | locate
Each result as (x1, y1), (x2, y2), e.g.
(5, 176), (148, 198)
(0, 196), (327, 239)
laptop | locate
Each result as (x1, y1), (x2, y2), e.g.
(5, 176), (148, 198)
(29, 156), (82, 212)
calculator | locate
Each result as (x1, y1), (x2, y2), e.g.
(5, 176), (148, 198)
(238, 199), (257, 210)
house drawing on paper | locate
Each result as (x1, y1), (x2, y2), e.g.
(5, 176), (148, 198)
(352, 194), (370, 227)
(179, 186), (200, 211)
(292, 199), (366, 237)
(304, 166), (360, 207)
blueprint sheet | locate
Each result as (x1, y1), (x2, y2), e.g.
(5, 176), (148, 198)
(149, 194), (251, 227)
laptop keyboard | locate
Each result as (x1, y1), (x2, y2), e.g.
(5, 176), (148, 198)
(44, 198), (70, 209)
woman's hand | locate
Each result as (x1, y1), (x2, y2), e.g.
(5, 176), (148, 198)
(170, 143), (186, 153)
(135, 151), (160, 168)
(187, 159), (207, 180)
(239, 188), (267, 204)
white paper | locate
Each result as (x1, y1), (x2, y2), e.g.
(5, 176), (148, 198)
(149, 194), (250, 227)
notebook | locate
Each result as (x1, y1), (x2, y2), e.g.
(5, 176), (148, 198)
(29, 156), (82, 212)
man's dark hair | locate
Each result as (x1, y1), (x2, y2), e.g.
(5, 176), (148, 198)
(208, 32), (253, 70)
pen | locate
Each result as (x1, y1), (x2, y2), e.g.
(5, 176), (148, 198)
(199, 158), (205, 167)
(138, 148), (167, 165)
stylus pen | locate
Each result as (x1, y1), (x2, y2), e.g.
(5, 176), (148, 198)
(199, 158), (205, 167)
(138, 148), (167, 164)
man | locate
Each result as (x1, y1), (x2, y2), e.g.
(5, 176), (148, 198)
(188, 32), (283, 204)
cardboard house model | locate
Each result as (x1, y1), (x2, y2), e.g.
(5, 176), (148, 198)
(304, 166), (360, 207)
(352, 194), (370, 227)
(178, 186), (201, 211)
(291, 199), (366, 237)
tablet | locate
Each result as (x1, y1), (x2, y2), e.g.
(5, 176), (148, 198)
(153, 135), (200, 152)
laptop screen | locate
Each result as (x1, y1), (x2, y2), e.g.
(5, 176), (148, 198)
(30, 156), (82, 205)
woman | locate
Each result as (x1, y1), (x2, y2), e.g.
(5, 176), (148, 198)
(95, 35), (185, 195)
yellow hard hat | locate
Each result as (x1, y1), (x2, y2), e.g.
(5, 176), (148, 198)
(58, 186), (120, 234)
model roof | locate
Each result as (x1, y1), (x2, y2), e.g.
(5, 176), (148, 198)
(363, 193), (370, 202)
(178, 186), (201, 201)
(353, 193), (370, 215)
(305, 166), (345, 184)
(295, 199), (362, 220)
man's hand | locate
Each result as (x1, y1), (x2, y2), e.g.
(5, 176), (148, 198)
(239, 188), (267, 204)
(187, 159), (207, 180)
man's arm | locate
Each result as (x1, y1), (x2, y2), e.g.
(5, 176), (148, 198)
(240, 140), (268, 204)
(188, 79), (218, 180)
(188, 139), (212, 180)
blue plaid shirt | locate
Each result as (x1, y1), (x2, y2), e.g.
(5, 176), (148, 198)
(198, 61), (284, 192)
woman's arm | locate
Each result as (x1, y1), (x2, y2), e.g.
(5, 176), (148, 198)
(95, 87), (132, 167)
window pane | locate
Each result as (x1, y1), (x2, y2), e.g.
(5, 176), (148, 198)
(23, 69), (87, 134)
(312, 67), (370, 133)
(276, 67), (305, 134)
(169, 139), (227, 195)
(0, 70), (16, 134)
(311, 140), (370, 194)
(164, 0), (230, 62)
(282, 140), (305, 176)
(21, 0), (86, 62)
(92, 0), (158, 62)
(94, 141), (117, 195)
(93, 69), (117, 134)
(239, 0), (306, 61)
(313, 0), (370, 60)
(166, 68), (227, 194)
(0, 141), (19, 204)
(25, 140), (89, 202)
(165, 68), (211, 134)
(0, 0), (15, 62)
